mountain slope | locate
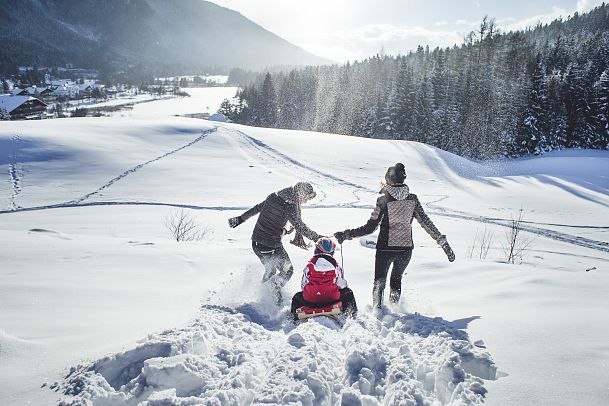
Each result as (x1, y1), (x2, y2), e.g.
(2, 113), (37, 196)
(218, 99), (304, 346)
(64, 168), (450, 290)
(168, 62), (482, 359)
(0, 111), (608, 405)
(0, 0), (329, 71)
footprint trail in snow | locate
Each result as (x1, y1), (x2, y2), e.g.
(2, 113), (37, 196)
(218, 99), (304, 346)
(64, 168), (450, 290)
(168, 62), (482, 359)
(56, 304), (497, 406)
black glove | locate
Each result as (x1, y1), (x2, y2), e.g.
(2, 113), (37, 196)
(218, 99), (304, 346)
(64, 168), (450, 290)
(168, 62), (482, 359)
(282, 226), (295, 236)
(228, 216), (244, 228)
(437, 235), (455, 262)
(290, 232), (312, 250)
(334, 230), (352, 244)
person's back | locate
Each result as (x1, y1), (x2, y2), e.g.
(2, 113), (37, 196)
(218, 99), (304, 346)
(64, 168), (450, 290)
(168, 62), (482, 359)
(291, 237), (358, 319)
(302, 254), (346, 304)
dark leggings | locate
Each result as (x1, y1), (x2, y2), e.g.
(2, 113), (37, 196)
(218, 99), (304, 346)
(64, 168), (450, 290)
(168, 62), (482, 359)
(375, 248), (413, 297)
(252, 241), (294, 288)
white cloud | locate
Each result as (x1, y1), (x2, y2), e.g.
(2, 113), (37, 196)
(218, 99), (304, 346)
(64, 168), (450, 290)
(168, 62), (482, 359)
(501, 6), (569, 31)
(435, 20), (449, 26)
(455, 19), (479, 27)
(301, 24), (464, 62)
(500, 1), (605, 32)
(336, 24), (462, 45)
(576, 0), (605, 12)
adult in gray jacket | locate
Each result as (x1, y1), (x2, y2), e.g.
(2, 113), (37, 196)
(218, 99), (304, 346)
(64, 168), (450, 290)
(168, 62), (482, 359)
(335, 163), (455, 309)
(228, 182), (321, 301)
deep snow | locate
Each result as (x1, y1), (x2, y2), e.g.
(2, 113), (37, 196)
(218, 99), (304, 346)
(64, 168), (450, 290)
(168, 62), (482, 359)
(1, 94), (608, 405)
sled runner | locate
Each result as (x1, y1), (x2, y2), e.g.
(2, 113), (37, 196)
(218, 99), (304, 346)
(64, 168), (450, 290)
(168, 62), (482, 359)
(296, 301), (342, 320)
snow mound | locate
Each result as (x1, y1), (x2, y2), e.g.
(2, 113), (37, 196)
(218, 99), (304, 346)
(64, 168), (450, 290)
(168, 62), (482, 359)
(208, 113), (228, 122)
(57, 306), (496, 405)
(0, 329), (34, 358)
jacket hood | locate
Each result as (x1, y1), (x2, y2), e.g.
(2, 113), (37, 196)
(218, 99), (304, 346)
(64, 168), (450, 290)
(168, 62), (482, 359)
(277, 182), (315, 204)
(384, 184), (409, 200)
(277, 186), (297, 204)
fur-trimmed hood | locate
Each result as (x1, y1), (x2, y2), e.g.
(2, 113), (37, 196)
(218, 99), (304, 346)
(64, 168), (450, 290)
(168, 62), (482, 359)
(277, 186), (297, 204)
(277, 182), (315, 204)
(384, 184), (410, 200)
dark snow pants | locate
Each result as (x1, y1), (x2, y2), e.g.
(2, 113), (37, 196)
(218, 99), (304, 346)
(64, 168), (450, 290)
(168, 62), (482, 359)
(252, 241), (294, 289)
(290, 287), (358, 320)
(373, 248), (413, 307)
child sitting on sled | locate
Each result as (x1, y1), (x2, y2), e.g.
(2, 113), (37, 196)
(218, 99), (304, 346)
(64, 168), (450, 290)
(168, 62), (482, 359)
(290, 237), (358, 320)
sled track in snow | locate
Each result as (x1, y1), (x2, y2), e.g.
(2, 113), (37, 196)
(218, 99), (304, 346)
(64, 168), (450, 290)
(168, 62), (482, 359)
(1, 127), (607, 253)
(56, 306), (496, 405)
(3, 197), (606, 254)
(65, 128), (216, 205)
(227, 128), (372, 206)
(426, 196), (609, 253)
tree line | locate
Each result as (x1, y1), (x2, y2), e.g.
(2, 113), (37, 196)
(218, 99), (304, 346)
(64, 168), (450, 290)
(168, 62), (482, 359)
(222, 5), (609, 158)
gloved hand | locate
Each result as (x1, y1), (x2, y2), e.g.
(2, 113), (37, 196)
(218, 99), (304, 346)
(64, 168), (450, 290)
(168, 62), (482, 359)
(334, 230), (352, 244)
(290, 232), (312, 250)
(437, 235), (455, 262)
(282, 226), (295, 236)
(228, 216), (244, 228)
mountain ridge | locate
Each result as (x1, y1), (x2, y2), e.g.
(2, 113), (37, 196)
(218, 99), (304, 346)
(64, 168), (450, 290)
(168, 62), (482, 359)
(0, 0), (330, 73)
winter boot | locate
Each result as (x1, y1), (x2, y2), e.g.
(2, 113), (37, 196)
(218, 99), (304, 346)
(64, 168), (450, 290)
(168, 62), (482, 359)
(372, 279), (386, 309)
(389, 288), (401, 304)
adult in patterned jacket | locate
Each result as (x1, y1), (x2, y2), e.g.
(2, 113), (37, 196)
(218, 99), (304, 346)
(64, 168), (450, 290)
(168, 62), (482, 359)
(290, 237), (358, 320)
(228, 182), (322, 301)
(334, 163), (455, 309)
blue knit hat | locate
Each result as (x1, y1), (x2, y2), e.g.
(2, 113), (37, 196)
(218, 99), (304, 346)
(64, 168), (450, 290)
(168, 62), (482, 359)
(314, 237), (336, 256)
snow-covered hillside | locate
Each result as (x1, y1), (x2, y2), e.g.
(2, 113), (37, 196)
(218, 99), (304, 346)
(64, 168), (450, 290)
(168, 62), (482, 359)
(0, 116), (608, 405)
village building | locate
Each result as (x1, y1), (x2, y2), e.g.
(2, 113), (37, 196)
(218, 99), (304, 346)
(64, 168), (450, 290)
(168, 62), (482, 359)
(0, 94), (48, 120)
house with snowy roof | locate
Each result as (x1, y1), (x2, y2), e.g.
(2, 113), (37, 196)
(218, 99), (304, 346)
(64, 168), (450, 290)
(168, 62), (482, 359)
(77, 83), (93, 97)
(10, 88), (28, 96)
(52, 83), (80, 99)
(0, 94), (48, 120)
(10, 86), (55, 103)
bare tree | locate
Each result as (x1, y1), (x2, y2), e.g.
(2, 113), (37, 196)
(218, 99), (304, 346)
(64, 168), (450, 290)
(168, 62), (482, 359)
(164, 209), (207, 242)
(467, 226), (495, 260)
(503, 209), (534, 264)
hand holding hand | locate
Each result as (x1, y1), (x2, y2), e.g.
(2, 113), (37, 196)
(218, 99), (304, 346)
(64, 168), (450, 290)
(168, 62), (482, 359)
(290, 233), (312, 250)
(334, 230), (352, 244)
(282, 226), (295, 236)
(228, 216), (244, 228)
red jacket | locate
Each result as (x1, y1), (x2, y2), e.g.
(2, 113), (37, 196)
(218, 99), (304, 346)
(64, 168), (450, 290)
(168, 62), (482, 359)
(301, 254), (347, 303)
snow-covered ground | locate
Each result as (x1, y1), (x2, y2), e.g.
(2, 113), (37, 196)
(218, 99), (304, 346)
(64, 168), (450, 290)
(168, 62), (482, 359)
(0, 104), (608, 405)
(64, 87), (238, 118)
(155, 75), (229, 85)
(107, 87), (238, 119)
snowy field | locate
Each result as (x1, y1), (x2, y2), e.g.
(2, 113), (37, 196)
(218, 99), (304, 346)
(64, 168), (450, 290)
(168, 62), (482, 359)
(61, 87), (238, 117)
(107, 87), (238, 119)
(0, 103), (608, 405)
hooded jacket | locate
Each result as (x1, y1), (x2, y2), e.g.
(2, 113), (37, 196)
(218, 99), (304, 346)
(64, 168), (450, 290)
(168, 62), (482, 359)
(301, 254), (347, 303)
(349, 184), (442, 250)
(241, 186), (320, 248)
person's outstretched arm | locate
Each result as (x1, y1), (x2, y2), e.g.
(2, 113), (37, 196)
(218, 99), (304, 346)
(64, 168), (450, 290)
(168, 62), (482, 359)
(413, 196), (455, 262)
(286, 204), (320, 242)
(413, 196), (442, 241)
(335, 196), (384, 243)
(228, 200), (265, 228)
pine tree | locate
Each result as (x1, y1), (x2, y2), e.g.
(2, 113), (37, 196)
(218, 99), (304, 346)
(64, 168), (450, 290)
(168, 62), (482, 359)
(276, 70), (300, 129)
(218, 98), (233, 118)
(0, 108), (10, 120)
(260, 72), (277, 127)
(592, 70), (609, 149)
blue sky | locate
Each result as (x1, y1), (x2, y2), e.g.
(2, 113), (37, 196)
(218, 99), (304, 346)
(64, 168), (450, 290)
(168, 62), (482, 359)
(211, 0), (606, 62)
